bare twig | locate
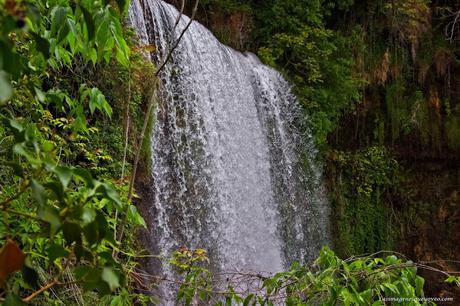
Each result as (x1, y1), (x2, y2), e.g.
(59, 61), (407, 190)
(23, 279), (60, 302)
(22, 251), (74, 302)
(154, 0), (199, 78)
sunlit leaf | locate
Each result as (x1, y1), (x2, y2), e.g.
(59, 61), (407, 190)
(127, 205), (147, 228)
(102, 267), (120, 292)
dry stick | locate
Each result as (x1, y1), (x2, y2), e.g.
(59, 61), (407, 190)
(23, 279), (60, 302)
(23, 254), (73, 302)
(154, 0), (199, 78)
(115, 0), (200, 247)
(171, 0), (186, 38)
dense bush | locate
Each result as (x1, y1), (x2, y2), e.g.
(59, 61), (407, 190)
(0, 0), (152, 304)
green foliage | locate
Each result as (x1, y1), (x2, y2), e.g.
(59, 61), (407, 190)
(173, 246), (432, 305)
(329, 147), (401, 256)
(171, 248), (212, 305)
(0, 0), (150, 303)
(254, 2), (362, 149)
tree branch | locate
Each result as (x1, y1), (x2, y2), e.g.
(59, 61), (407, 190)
(23, 279), (60, 302)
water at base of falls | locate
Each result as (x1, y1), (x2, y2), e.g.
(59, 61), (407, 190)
(129, 0), (331, 301)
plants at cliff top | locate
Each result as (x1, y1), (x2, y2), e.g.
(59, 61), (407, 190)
(171, 246), (437, 306)
(0, 0), (150, 304)
(255, 4), (362, 150)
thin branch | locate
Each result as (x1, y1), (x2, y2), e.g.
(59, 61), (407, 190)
(23, 279), (59, 302)
(170, 0), (186, 41)
(154, 0), (200, 77)
(5, 208), (41, 222)
(22, 251), (74, 302)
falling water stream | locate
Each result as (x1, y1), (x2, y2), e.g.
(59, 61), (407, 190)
(129, 0), (330, 301)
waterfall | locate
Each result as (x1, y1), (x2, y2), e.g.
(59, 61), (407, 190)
(129, 0), (330, 299)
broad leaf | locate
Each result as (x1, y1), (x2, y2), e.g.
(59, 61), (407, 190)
(31, 179), (47, 205)
(0, 240), (25, 285)
(101, 267), (120, 292)
(47, 244), (70, 262)
(38, 205), (61, 235)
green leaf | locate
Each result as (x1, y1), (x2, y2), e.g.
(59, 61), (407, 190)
(127, 205), (147, 228)
(74, 168), (94, 187)
(110, 296), (123, 306)
(3, 293), (26, 306)
(31, 179), (47, 206)
(54, 166), (73, 189)
(79, 5), (96, 40)
(101, 267), (120, 292)
(383, 283), (399, 294)
(415, 275), (425, 296)
(63, 222), (82, 244)
(8, 119), (24, 134)
(75, 245), (94, 262)
(51, 7), (67, 39)
(79, 207), (96, 225)
(83, 213), (108, 246)
(38, 205), (61, 235)
(0, 40), (23, 79)
(57, 19), (71, 43)
(243, 294), (255, 306)
(22, 257), (40, 289)
(47, 244), (70, 262)
(385, 255), (398, 265)
(45, 181), (64, 201)
(74, 266), (101, 291)
(32, 33), (50, 59)
(96, 182), (121, 208)
(0, 70), (13, 105)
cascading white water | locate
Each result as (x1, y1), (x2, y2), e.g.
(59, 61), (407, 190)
(129, 0), (330, 300)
